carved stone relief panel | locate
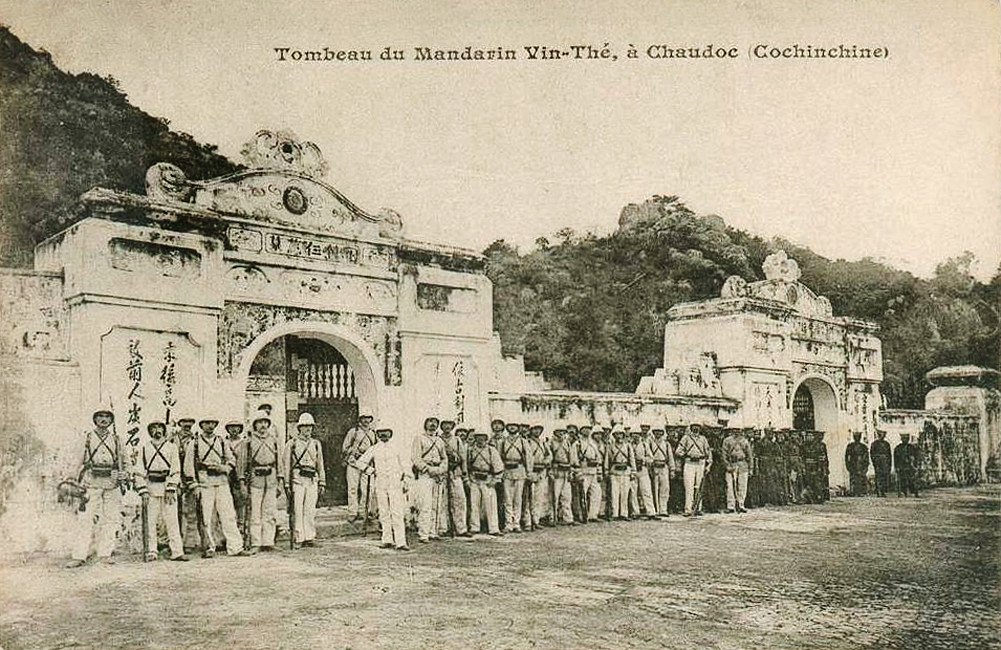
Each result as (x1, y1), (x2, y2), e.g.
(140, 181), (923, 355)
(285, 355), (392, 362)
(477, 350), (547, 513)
(416, 283), (478, 313)
(108, 238), (201, 279)
(217, 301), (401, 386)
(792, 362), (848, 408)
(0, 273), (68, 359)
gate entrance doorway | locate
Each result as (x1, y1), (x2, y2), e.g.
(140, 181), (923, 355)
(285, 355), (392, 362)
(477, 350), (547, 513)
(792, 376), (843, 487)
(247, 334), (359, 507)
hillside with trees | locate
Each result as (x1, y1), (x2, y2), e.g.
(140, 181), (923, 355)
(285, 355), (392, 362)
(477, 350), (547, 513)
(0, 25), (238, 266)
(486, 196), (1000, 408)
(1, 26), (996, 409)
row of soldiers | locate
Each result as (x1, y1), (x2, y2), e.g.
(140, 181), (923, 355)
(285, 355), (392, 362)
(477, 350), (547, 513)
(64, 405), (927, 563)
(844, 430), (923, 497)
(64, 405), (325, 567)
(344, 418), (774, 550)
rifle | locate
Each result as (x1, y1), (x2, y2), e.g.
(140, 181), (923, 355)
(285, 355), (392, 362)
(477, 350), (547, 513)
(604, 471), (612, 522)
(523, 477), (534, 531)
(549, 473), (558, 524)
(650, 466), (659, 516)
(580, 475), (590, 524)
(140, 489), (150, 560)
(361, 472), (373, 536)
(432, 474), (442, 538)
(193, 483), (209, 554)
(286, 478), (296, 549)
(445, 470), (456, 538)
(692, 464), (706, 514)
(241, 461), (252, 544)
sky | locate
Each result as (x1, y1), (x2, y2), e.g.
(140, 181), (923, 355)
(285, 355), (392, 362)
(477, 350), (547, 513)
(3, 0), (1000, 279)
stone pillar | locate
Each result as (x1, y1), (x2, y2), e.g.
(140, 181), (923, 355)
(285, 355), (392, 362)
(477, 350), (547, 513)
(924, 366), (1001, 477)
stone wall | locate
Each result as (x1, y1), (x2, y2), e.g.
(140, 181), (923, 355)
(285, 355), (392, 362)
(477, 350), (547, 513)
(489, 390), (739, 430)
(879, 409), (982, 486)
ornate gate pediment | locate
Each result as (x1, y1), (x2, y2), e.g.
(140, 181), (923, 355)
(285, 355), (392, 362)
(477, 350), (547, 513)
(145, 129), (404, 241)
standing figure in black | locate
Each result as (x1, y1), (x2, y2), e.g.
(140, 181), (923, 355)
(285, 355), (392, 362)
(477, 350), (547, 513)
(803, 431), (830, 503)
(894, 433), (921, 497)
(870, 430), (893, 497)
(844, 431), (870, 497)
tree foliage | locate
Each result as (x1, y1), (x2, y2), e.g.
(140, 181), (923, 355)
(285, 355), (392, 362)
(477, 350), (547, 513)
(486, 196), (1000, 407)
(0, 26), (239, 266)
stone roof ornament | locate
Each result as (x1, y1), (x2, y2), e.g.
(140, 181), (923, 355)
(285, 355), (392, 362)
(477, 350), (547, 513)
(762, 250), (801, 282)
(717, 250), (833, 318)
(239, 129), (329, 180)
(142, 129), (405, 241)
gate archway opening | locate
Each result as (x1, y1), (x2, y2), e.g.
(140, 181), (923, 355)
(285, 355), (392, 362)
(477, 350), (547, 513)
(238, 323), (380, 507)
(792, 376), (843, 487)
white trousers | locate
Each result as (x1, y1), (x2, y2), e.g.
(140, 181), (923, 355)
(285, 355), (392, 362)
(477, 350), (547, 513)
(634, 470), (655, 515)
(144, 487), (183, 558)
(437, 473), (468, 535)
(527, 474), (549, 527)
(683, 461), (707, 514)
(503, 478), (525, 531)
(414, 474), (441, 540)
(551, 472), (574, 523)
(346, 465), (373, 518)
(248, 473), (279, 547)
(376, 483), (408, 547)
(469, 480), (500, 534)
(200, 483), (243, 554)
(73, 487), (121, 561)
(652, 466), (671, 515)
(291, 476), (318, 543)
(609, 474), (630, 518)
(726, 467), (749, 511)
(579, 472), (602, 520)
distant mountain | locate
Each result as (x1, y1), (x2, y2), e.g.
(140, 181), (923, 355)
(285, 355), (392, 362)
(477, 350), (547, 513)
(0, 25), (239, 266)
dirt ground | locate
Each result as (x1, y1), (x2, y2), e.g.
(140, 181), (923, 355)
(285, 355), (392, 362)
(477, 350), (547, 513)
(1, 485), (998, 650)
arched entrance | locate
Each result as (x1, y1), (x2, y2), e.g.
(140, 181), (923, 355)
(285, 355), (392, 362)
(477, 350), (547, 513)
(792, 376), (844, 487)
(236, 322), (380, 506)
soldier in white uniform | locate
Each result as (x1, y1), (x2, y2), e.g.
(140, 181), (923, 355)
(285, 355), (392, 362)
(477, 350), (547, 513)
(411, 417), (446, 543)
(183, 418), (245, 557)
(342, 414), (376, 522)
(65, 408), (127, 568)
(604, 428), (635, 520)
(549, 428), (578, 525)
(631, 430), (657, 519)
(524, 425), (551, 530)
(677, 423), (713, 517)
(223, 418), (246, 545)
(466, 430), (504, 536)
(352, 427), (411, 551)
(577, 426), (604, 522)
(648, 428), (677, 518)
(136, 420), (187, 561)
(284, 413), (325, 548)
(438, 420), (472, 537)
(500, 424), (534, 533)
(237, 413), (284, 553)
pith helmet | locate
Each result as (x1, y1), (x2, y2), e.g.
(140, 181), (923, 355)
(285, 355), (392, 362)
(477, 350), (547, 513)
(297, 412), (316, 427)
(92, 405), (114, 421)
